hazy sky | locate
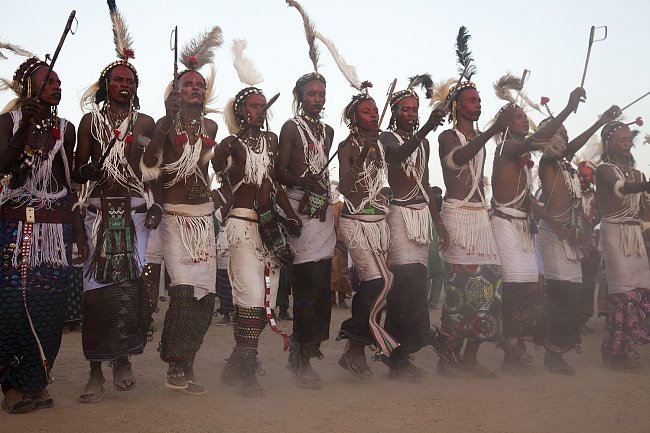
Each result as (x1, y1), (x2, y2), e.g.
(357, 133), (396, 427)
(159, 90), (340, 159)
(1, 0), (649, 188)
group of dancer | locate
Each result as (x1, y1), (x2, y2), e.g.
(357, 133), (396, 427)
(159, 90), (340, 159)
(1, 0), (650, 415)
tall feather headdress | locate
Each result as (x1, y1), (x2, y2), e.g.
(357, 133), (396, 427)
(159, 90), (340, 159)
(429, 78), (456, 109)
(179, 26), (223, 71)
(455, 26), (477, 82)
(444, 27), (479, 117)
(231, 39), (263, 87)
(493, 72), (523, 104)
(0, 42), (35, 60)
(225, 39), (266, 134)
(315, 31), (361, 91)
(108, 0), (134, 61)
(286, 0), (320, 73)
(80, 0), (140, 111)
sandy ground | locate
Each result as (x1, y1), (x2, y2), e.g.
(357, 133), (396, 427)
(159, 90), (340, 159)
(2, 304), (650, 433)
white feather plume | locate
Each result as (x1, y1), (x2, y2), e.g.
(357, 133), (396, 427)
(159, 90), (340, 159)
(0, 42), (35, 60)
(231, 39), (263, 86)
(314, 31), (361, 90)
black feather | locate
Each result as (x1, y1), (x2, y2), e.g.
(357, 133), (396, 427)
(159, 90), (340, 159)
(408, 74), (434, 99)
(107, 0), (117, 12)
(455, 26), (477, 80)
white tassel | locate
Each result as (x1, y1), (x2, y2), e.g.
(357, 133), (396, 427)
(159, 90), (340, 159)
(174, 214), (215, 262)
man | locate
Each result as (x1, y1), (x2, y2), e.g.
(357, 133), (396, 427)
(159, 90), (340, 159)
(143, 64), (218, 394)
(331, 181), (352, 308)
(437, 81), (511, 377)
(337, 90), (397, 377)
(75, 53), (155, 403)
(490, 89), (584, 373)
(277, 72), (336, 388)
(537, 101), (618, 374)
(213, 85), (302, 397)
(0, 58), (80, 413)
(596, 121), (650, 371)
(380, 86), (447, 380)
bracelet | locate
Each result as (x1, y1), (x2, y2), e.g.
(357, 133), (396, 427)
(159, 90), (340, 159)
(150, 203), (163, 213)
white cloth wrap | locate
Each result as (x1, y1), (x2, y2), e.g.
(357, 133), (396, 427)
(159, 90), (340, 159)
(144, 228), (162, 264)
(286, 187), (336, 264)
(160, 202), (216, 299)
(339, 214), (389, 282)
(226, 208), (280, 309)
(490, 207), (538, 283)
(83, 197), (149, 291)
(387, 203), (431, 267)
(537, 219), (582, 283)
(440, 199), (499, 265)
(600, 219), (650, 294)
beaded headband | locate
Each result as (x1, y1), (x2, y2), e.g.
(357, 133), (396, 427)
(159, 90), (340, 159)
(13, 57), (48, 97)
(344, 91), (373, 126)
(389, 89), (418, 110)
(445, 81), (477, 104)
(601, 121), (627, 146)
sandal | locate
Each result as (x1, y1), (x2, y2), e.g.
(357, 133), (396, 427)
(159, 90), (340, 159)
(111, 361), (136, 391)
(79, 377), (105, 404)
(544, 352), (575, 376)
(1, 388), (34, 414)
(30, 388), (54, 410)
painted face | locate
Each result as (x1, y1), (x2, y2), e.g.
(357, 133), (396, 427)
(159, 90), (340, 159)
(178, 71), (206, 106)
(607, 125), (633, 158)
(456, 88), (481, 122)
(301, 79), (326, 116)
(395, 96), (419, 131)
(107, 65), (136, 106)
(31, 66), (61, 105)
(355, 99), (378, 131)
(244, 93), (267, 127)
(509, 106), (530, 137)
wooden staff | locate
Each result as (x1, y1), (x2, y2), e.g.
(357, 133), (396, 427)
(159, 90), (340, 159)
(34, 11), (77, 99)
(378, 78), (397, 129)
(576, 25), (607, 112)
(171, 26), (178, 91)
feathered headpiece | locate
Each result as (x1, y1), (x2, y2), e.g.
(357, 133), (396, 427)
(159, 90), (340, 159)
(493, 73), (523, 105)
(310, 30), (371, 126)
(225, 39), (265, 134)
(286, 0), (327, 114)
(179, 26), (223, 72)
(80, 0), (140, 111)
(445, 27), (479, 125)
(445, 28), (477, 105)
(0, 56), (48, 113)
(428, 78), (456, 110)
(0, 42), (35, 60)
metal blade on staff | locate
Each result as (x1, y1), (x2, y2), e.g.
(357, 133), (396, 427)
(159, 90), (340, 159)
(576, 25), (607, 113)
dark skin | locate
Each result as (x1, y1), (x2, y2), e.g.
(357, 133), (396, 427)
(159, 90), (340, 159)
(144, 71), (217, 210)
(338, 99), (384, 214)
(0, 67), (84, 259)
(492, 89), (587, 238)
(538, 103), (620, 222)
(212, 93), (301, 230)
(596, 125), (650, 218)
(75, 66), (155, 258)
(277, 79), (334, 192)
(436, 87), (512, 371)
(438, 88), (513, 202)
(381, 95), (449, 250)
